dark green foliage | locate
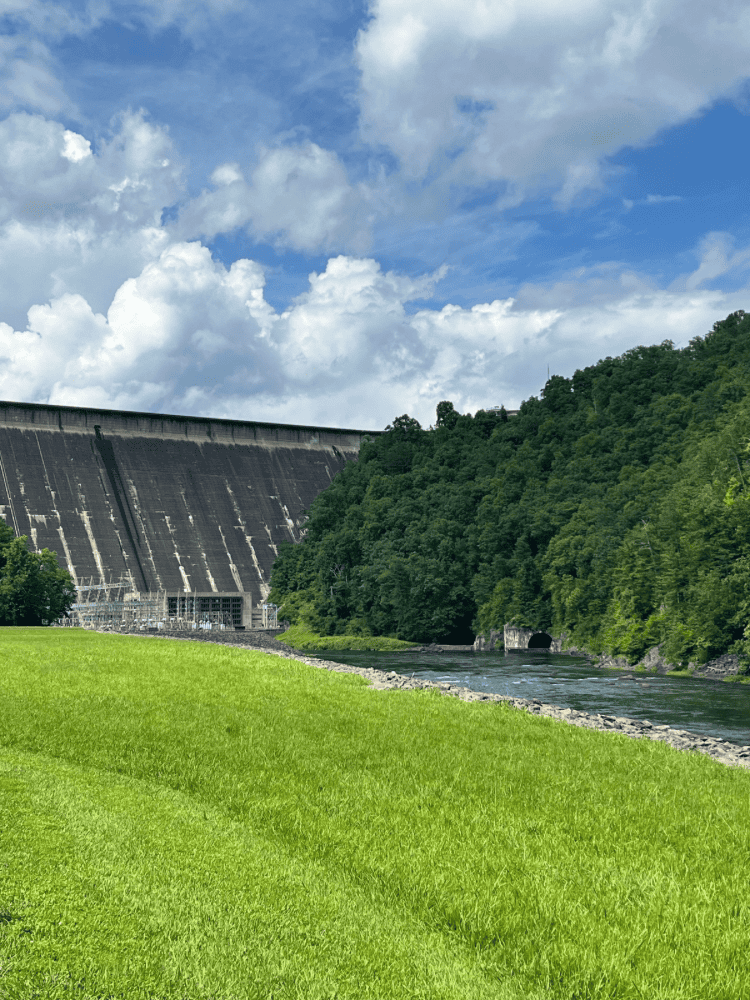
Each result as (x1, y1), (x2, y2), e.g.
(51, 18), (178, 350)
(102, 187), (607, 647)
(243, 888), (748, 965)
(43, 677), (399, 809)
(0, 519), (75, 625)
(435, 400), (459, 429)
(271, 310), (750, 661)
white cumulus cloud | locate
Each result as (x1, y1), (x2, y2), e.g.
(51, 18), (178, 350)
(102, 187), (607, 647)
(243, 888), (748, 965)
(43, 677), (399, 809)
(0, 109), (184, 328)
(0, 240), (276, 413)
(356, 0), (750, 200)
(173, 142), (372, 253)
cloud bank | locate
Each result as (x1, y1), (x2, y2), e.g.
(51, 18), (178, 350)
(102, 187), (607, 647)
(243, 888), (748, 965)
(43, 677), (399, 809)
(0, 109), (748, 430)
(2, 231), (747, 429)
(0, 1), (748, 430)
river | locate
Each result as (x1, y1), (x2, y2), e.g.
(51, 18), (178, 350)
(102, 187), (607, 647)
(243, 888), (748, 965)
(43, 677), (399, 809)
(304, 649), (750, 747)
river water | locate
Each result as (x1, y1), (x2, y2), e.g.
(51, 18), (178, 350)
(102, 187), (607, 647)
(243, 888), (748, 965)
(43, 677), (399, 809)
(305, 649), (750, 747)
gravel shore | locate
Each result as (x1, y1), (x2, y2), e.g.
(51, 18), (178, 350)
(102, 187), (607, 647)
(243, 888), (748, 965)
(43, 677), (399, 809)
(108, 628), (750, 771)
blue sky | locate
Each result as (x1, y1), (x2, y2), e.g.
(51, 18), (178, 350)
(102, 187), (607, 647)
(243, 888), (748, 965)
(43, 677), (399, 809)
(0, 0), (749, 429)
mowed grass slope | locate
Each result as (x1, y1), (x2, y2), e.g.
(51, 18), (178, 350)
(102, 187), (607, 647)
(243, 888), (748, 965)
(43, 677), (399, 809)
(0, 630), (749, 1000)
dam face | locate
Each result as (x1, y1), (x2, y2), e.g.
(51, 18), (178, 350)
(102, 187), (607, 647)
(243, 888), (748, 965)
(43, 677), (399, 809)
(0, 401), (371, 625)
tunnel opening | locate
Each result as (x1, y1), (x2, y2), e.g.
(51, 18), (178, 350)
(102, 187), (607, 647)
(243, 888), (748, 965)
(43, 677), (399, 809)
(527, 632), (552, 649)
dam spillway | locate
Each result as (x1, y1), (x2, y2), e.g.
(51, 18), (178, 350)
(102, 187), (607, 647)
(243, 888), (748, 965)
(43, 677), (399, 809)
(0, 400), (372, 626)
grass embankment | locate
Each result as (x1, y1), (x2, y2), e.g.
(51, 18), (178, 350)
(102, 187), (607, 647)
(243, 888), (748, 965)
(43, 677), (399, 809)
(0, 630), (749, 1000)
(278, 624), (418, 651)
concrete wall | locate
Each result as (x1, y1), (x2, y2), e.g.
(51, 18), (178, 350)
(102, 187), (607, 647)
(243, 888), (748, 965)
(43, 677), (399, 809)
(503, 626), (538, 650)
(0, 400), (373, 605)
(474, 627), (565, 652)
(473, 628), (503, 651)
(502, 625), (564, 653)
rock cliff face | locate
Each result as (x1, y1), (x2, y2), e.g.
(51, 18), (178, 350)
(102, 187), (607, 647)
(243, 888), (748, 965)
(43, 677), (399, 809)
(595, 646), (743, 679)
(691, 653), (743, 678)
(0, 400), (373, 607)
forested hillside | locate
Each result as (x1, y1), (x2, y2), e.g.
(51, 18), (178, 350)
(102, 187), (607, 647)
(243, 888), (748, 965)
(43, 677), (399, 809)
(269, 310), (750, 667)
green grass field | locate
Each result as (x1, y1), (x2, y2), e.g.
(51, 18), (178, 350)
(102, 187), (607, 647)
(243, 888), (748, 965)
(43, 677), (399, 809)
(278, 625), (418, 651)
(0, 629), (749, 1000)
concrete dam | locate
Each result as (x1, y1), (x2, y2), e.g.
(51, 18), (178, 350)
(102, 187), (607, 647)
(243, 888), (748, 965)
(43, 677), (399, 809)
(0, 401), (373, 627)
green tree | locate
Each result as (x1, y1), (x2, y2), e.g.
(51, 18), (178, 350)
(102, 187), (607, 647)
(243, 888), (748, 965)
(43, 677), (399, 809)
(0, 519), (75, 625)
(435, 400), (459, 430)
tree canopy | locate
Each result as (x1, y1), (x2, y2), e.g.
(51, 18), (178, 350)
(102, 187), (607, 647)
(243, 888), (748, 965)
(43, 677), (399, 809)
(0, 520), (75, 625)
(270, 310), (750, 665)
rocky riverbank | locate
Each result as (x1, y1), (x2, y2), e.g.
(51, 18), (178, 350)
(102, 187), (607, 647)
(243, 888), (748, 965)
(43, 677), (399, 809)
(586, 645), (745, 679)
(108, 628), (750, 770)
